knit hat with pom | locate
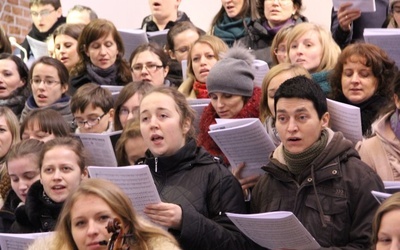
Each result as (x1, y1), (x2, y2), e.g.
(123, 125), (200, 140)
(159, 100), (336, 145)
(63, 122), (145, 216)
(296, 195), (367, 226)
(206, 45), (255, 97)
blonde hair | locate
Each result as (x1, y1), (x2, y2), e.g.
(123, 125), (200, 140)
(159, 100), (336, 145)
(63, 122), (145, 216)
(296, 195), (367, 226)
(53, 179), (178, 250)
(371, 192), (400, 249)
(270, 25), (294, 65)
(260, 63), (311, 121)
(286, 22), (341, 72)
(178, 35), (228, 98)
(0, 107), (20, 201)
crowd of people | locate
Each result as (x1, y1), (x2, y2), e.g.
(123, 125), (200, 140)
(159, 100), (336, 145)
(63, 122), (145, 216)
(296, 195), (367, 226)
(0, 0), (399, 249)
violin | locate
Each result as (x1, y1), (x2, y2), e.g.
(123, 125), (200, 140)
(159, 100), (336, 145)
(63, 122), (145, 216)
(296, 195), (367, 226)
(104, 218), (130, 250)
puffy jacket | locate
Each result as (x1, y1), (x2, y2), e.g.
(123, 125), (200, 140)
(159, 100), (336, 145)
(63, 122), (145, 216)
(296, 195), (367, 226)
(143, 139), (263, 250)
(9, 181), (63, 233)
(251, 129), (384, 249)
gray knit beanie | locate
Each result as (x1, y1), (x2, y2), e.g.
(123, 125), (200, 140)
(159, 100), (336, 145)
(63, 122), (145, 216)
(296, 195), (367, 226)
(206, 45), (255, 97)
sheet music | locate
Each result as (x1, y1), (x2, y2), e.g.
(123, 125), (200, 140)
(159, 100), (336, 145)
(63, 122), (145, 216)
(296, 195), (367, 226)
(327, 99), (362, 144)
(118, 29), (148, 62)
(332, 0), (376, 12)
(0, 233), (52, 250)
(74, 131), (122, 167)
(181, 60), (188, 81)
(364, 28), (400, 67)
(26, 36), (49, 59)
(371, 190), (392, 204)
(188, 99), (211, 135)
(226, 211), (320, 250)
(88, 165), (161, 217)
(252, 60), (269, 87)
(208, 118), (276, 178)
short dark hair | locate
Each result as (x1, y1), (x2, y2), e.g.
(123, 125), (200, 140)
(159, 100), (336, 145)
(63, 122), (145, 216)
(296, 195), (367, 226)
(70, 83), (114, 114)
(274, 75), (327, 119)
(29, 0), (61, 9)
(68, 5), (98, 21)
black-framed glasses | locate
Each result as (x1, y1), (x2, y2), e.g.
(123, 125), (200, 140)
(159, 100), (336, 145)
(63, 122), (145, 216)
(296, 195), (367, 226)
(30, 78), (61, 87)
(31, 9), (56, 17)
(131, 63), (163, 73)
(73, 113), (106, 128)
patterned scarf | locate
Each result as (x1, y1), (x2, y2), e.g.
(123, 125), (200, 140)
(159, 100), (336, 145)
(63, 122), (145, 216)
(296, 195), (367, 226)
(193, 80), (208, 99)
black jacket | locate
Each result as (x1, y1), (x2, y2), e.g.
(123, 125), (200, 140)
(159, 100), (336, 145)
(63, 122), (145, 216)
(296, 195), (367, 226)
(9, 181), (63, 233)
(141, 11), (191, 32)
(239, 16), (307, 66)
(143, 139), (263, 250)
(0, 190), (20, 233)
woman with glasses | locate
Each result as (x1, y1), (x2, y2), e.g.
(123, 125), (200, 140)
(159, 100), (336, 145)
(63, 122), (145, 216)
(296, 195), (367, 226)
(20, 0), (65, 60)
(69, 19), (132, 94)
(0, 53), (30, 118)
(270, 24), (294, 65)
(113, 81), (154, 131)
(20, 56), (73, 131)
(129, 43), (170, 87)
(239, 0), (306, 66)
(178, 35), (228, 99)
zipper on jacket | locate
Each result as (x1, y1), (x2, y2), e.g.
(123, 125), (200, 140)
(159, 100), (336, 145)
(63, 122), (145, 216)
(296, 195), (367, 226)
(155, 157), (158, 172)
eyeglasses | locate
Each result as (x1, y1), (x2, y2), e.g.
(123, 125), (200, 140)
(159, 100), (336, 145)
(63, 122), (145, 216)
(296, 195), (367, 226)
(73, 113), (106, 128)
(131, 64), (163, 73)
(30, 78), (61, 87)
(31, 9), (56, 17)
(265, 0), (292, 4)
(119, 107), (139, 117)
(174, 46), (190, 54)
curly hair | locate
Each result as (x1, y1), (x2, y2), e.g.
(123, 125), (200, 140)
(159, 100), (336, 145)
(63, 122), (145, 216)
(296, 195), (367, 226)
(329, 43), (397, 101)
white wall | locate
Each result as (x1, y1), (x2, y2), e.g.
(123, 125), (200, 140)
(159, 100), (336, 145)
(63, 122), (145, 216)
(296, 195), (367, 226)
(62, 0), (333, 32)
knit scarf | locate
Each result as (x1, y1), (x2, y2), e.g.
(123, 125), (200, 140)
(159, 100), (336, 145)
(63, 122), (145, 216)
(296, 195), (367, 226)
(86, 63), (118, 86)
(390, 109), (400, 139)
(283, 129), (328, 175)
(0, 86), (30, 117)
(213, 13), (250, 47)
(193, 80), (208, 99)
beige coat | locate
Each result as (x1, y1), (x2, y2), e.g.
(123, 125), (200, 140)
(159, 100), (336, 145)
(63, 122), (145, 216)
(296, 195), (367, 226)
(356, 112), (400, 181)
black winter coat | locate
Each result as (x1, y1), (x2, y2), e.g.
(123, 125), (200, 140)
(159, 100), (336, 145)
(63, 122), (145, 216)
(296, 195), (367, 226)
(9, 181), (63, 233)
(143, 139), (264, 250)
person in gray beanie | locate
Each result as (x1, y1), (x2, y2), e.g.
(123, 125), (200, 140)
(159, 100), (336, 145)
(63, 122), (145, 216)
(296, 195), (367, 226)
(198, 44), (262, 197)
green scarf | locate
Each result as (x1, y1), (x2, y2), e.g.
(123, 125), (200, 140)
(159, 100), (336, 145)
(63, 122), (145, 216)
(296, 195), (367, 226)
(213, 13), (250, 47)
(283, 129), (328, 175)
